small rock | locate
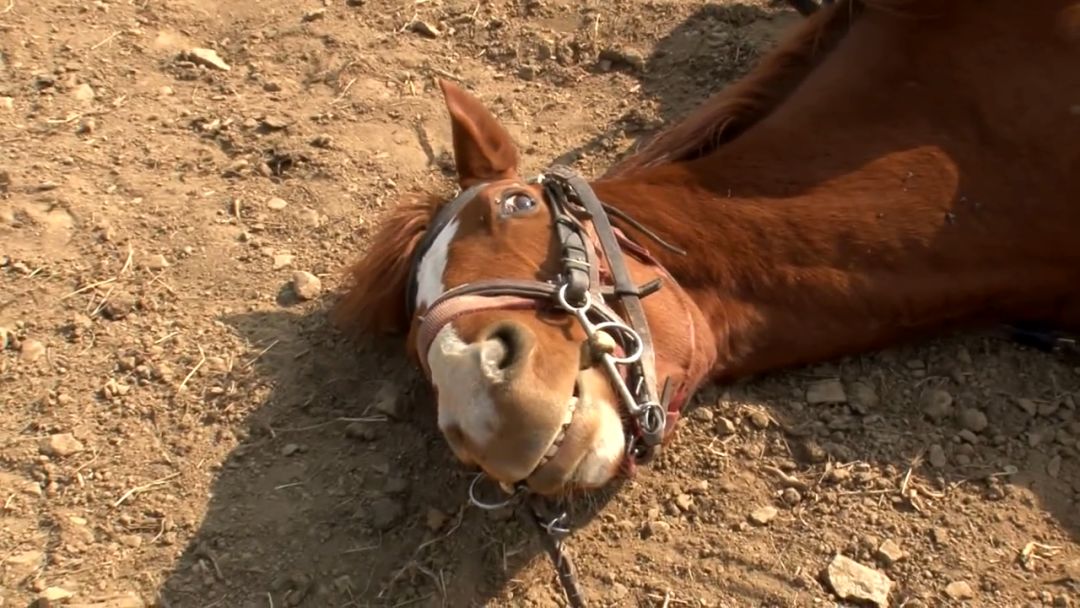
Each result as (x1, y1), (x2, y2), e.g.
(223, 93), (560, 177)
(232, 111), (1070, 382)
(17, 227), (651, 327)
(281, 443), (301, 456)
(0, 96), (13, 111)
(598, 47), (646, 72)
(72, 83), (95, 103)
(673, 493), (694, 512)
(260, 115), (290, 130)
(76, 118), (96, 134)
(159, 85), (175, 96)
(310, 134), (332, 148)
(298, 207), (322, 228)
(848, 380), (879, 412)
(301, 8), (326, 21)
(922, 389), (954, 420)
(425, 507), (448, 531)
(373, 384), (401, 419)
(644, 520), (671, 536)
(715, 416), (737, 436)
(184, 48), (230, 71)
(291, 271), (321, 300)
(384, 476), (409, 495)
(825, 554), (893, 608)
(370, 497), (404, 530)
(748, 410), (770, 429)
(1015, 398), (1038, 417)
(0, 326), (11, 350)
(944, 580), (974, 600)
(20, 338), (46, 362)
(266, 197), (288, 211)
(272, 253), (294, 270)
(142, 254), (170, 270)
(690, 408), (713, 423)
(1048, 454), (1063, 478)
(41, 433), (85, 457)
(928, 444), (947, 468)
(408, 20), (441, 38)
(6, 550), (43, 568)
(956, 429), (979, 444)
(958, 408), (988, 433)
(118, 533), (143, 547)
(748, 505), (778, 526)
(344, 422), (376, 441)
(39, 587), (76, 602)
(806, 378), (847, 404)
(876, 539), (905, 566)
(780, 487), (802, 506)
(609, 582), (629, 600)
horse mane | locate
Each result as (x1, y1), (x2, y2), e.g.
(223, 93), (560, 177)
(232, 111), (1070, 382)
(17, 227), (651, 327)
(605, 0), (925, 176)
(331, 191), (448, 337)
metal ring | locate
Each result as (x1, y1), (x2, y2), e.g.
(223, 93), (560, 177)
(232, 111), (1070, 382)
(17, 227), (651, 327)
(556, 283), (592, 313)
(468, 473), (520, 511)
(638, 403), (665, 436)
(590, 320), (644, 364)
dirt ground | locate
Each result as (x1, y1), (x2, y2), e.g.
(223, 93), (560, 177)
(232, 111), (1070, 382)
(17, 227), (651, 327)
(2, 0), (1079, 606)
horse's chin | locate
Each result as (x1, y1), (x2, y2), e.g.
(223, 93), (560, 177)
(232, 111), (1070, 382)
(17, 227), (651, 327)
(525, 370), (627, 496)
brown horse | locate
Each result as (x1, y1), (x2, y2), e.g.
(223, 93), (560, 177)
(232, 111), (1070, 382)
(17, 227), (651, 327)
(333, 0), (1080, 498)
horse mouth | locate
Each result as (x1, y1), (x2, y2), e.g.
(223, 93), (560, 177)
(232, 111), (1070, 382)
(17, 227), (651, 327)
(531, 383), (581, 473)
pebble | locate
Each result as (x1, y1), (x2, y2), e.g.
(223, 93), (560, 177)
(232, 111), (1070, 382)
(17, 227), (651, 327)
(344, 422), (376, 441)
(690, 407), (714, 423)
(142, 254), (170, 270)
(184, 48), (230, 71)
(780, 487), (802, 506)
(291, 271), (321, 300)
(806, 378), (847, 404)
(876, 539), (905, 565)
(425, 507), (448, 531)
(848, 381), (879, 412)
(928, 444), (947, 468)
(272, 253), (294, 270)
(39, 587), (76, 602)
(748, 410), (770, 429)
(944, 580), (975, 600)
(673, 493), (694, 512)
(301, 8), (326, 21)
(715, 416), (737, 436)
(825, 554), (893, 608)
(40, 433), (85, 457)
(1015, 398), (1038, 417)
(267, 197), (288, 211)
(958, 408), (988, 433)
(370, 498), (404, 530)
(20, 338), (46, 362)
(72, 83), (95, 103)
(748, 505), (778, 526)
(1048, 454), (1063, 478)
(373, 384), (401, 419)
(281, 443), (301, 456)
(922, 389), (954, 420)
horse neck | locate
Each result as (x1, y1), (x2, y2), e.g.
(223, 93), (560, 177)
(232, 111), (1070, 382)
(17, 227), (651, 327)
(593, 119), (1075, 381)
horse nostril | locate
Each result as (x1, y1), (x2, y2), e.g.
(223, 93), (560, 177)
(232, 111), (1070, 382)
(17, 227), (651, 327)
(480, 322), (528, 372)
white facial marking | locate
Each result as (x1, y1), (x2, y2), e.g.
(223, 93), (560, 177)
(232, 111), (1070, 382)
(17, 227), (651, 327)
(573, 398), (626, 486)
(428, 324), (498, 449)
(415, 217), (460, 312)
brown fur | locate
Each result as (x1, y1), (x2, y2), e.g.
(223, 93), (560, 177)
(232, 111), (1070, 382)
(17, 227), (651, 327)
(330, 193), (446, 337)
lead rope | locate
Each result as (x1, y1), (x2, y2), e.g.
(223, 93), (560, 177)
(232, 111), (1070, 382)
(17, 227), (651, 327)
(469, 474), (588, 607)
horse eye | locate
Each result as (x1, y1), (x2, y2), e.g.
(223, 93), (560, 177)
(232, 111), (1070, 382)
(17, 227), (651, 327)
(500, 193), (537, 216)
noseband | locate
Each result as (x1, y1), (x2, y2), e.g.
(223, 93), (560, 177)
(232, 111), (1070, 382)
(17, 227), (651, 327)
(406, 165), (688, 466)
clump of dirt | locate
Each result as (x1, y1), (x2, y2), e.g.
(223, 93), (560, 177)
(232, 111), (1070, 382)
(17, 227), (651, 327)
(0, 1), (1076, 607)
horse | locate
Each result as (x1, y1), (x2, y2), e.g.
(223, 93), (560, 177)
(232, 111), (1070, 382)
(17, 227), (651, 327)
(333, 0), (1080, 499)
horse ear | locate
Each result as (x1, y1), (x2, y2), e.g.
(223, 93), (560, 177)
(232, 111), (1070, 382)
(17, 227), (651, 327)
(438, 79), (520, 187)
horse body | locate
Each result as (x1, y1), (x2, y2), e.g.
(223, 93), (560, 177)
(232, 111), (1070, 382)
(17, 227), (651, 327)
(336, 0), (1080, 496)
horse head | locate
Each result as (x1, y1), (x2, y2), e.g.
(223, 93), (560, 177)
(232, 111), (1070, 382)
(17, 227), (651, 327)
(334, 79), (711, 497)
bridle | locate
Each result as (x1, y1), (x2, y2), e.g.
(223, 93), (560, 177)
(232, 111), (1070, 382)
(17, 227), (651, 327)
(405, 164), (691, 472)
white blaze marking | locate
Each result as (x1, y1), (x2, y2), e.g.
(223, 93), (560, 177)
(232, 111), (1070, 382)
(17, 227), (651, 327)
(428, 324), (498, 449)
(414, 218), (460, 312)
